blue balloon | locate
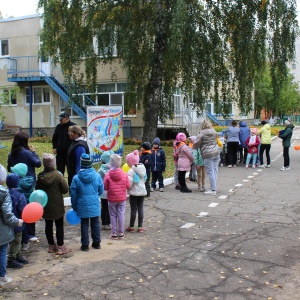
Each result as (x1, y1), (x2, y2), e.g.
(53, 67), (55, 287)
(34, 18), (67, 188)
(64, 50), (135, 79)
(29, 190), (48, 208)
(66, 209), (81, 225)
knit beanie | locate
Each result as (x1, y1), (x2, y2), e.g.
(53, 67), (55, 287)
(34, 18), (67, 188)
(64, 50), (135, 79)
(100, 150), (114, 164)
(11, 163), (28, 178)
(6, 173), (20, 189)
(126, 150), (140, 166)
(43, 153), (56, 168)
(152, 137), (160, 146)
(141, 142), (151, 150)
(261, 120), (267, 125)
(177, 132), (187, 142)
(285, 120), (291, 125)
(80, 153), (93, 168)
(110, 154), (122, 168)
(0, 164), (7, 183)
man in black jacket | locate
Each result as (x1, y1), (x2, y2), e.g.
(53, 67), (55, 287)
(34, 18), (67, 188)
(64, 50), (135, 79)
(52, 111), (76, 175)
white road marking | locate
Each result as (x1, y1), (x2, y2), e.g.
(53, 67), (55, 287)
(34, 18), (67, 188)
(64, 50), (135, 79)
(209, 202), (219, 207)
(247, 176), (254, 178)
(219, 195), (228, 200)
(181, 223), (196, 228)
(235, 184), (243, 187)
(243, 179), (249, 182)
(197, 212), (209, 217)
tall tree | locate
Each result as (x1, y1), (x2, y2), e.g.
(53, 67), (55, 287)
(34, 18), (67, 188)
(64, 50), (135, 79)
(38, 0), (298, 141)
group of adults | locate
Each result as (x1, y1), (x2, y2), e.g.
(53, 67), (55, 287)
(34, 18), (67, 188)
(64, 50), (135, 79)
(190, 117), (295, 196)
(6, 111), (89, 242)
(222, 119), (294, 170)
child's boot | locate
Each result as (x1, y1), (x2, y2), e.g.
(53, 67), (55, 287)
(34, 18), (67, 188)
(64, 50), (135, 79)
(57, 245), (72, 255)
(48, 244), (58, 253)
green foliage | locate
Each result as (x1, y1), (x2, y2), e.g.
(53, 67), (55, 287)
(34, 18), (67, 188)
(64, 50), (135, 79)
(254, 64), (300, 117)
(38, 0), (298, 141)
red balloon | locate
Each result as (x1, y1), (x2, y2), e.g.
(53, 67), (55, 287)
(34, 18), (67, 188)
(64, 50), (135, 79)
(22, 202), (44, 223)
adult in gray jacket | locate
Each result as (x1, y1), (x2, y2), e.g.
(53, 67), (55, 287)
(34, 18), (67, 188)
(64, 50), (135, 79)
(0, 164), (23, 287)
(223, 120), (240, 167)
(193, 119), (220, 196)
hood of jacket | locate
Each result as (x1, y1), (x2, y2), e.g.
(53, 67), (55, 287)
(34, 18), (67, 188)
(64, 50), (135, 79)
(77, 168), (96, 184)
(37, 170), (60, 187)
(239, 121), (247, 127)
(19, 176), (34, 191)
(98, 164), (110, 179)
(131, 163), (146, 178)
(287, 123), (295, 130)
(108, 168), (124, 182)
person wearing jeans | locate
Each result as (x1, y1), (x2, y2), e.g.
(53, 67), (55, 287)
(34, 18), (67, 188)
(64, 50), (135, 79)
(278, 120), (295, 171)
(193, 119), (220, 196)
(70, 154), (104, 251)
(0, 164), (23, 287)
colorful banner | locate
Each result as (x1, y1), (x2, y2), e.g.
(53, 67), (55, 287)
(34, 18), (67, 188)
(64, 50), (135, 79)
(86, 106), (123, 162)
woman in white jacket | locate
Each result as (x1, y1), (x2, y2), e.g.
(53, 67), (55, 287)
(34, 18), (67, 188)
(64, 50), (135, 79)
(125, 150), (147, 233)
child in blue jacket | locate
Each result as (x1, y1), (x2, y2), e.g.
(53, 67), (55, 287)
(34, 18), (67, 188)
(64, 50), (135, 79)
(70, 154), (104, 252)
(150, 137), (166, 192)
(140, 142), (152, 197)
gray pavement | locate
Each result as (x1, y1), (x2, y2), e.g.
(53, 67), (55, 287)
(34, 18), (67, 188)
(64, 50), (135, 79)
(2, 128), (300, 300)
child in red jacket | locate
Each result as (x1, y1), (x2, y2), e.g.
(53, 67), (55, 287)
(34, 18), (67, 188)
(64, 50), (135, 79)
(104, 154), (130, 240)
(245, 128), (260, 169)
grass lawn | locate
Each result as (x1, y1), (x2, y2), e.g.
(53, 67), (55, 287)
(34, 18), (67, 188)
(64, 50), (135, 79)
(0, 140), (175, 180)
(0, 124), (285, 182)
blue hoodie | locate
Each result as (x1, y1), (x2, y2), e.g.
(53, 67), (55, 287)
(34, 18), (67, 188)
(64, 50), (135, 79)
(239, 121), (250, 148)
(70, 168), (104, 218)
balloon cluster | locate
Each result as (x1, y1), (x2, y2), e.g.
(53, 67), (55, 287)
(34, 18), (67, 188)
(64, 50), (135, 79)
(22, 190), (48, 223)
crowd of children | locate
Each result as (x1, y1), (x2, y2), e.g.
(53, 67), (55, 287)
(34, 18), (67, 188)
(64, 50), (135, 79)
(0, 120), (290, 286)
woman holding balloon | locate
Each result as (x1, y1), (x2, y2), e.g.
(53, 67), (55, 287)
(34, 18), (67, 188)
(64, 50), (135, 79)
(35, 154), (71, 255)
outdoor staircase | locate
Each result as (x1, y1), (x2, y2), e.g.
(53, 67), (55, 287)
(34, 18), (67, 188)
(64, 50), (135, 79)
(6, 56), (94, 122)
(206, 111), (224, 126)
(0, 126), (16, 140)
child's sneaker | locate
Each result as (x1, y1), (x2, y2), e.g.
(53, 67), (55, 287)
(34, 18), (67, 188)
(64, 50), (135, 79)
(0, 276), (12, 287)
(118, 233), (125, 239)
(126, 227), (135, 232)
(137, 227), (144, 233)
(252, 165), (256, 169)
(159, 188), (164, 192)
(109, 234), (119, 240)
(21, 243), (29, 251)
(80, 245), (89, 252)
(204, 190), (216, 195)
(245, 165), (248, 168)
(150, 187), (154, 192)
(92, 243), (101, 249)
(198, 187), (205, 192)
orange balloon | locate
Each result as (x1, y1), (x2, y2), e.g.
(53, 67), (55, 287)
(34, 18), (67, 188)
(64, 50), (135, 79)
(294, 145), (300, 150)
(22, 202), (44, 223)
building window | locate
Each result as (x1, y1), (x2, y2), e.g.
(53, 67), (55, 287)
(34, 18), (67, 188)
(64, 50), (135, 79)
(0, 89), (17, 105)
(292, 63), (296, 70)
(25, 87), (51, 104)
(174, 87), (181, 116)
(0, 40), (9, 56)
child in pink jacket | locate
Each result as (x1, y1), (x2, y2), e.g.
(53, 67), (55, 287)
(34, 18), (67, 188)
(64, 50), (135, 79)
(104, 154), (130, 240)
(175, 132), (194, 193)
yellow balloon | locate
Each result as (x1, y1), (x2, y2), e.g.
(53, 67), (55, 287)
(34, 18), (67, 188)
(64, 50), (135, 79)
(122, 163), (130, 173)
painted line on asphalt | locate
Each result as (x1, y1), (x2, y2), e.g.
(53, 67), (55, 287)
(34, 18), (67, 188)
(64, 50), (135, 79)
(180, 222), (196, 228)
(208, 202), (219, 208)
(219, 195), (228, 200)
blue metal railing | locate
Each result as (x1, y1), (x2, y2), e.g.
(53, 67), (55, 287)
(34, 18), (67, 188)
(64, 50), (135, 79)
(206, 111), (225, 126)
(6, 56), (95, 121)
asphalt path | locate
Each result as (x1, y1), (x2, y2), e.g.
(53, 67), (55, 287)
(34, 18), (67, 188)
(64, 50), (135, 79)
(2, 128), (300, 300)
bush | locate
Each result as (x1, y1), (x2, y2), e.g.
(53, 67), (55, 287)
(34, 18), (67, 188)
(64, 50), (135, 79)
(29, 136), (52, 143)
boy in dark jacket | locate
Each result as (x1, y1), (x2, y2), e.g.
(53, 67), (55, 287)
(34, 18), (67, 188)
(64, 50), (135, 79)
(140, 142), (152, 197)
(150, 137), (166, 192)
(6, 174), (28, 269)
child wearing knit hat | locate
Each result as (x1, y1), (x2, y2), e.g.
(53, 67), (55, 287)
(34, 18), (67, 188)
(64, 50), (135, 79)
(36, 153), (71, 255)
(97, 150), (114, 230)
(6, 174), (28, 269)
(150, 137), (166, 192)
(70, 153), (104, 251)
(139, 142), (152, 197)
(126, 150), (147, 233)
(104, 154), (130, 240)
(10, 163), (36, 248)
(0, 164), (23, 287)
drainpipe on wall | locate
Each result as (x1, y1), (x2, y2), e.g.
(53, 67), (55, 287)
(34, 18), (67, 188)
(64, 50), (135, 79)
(29, 82), (33, 137)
